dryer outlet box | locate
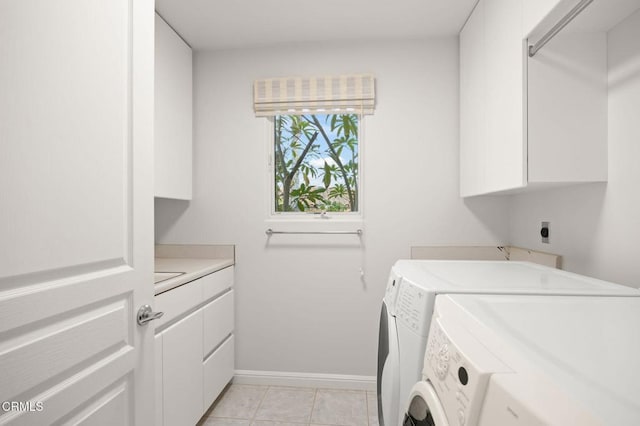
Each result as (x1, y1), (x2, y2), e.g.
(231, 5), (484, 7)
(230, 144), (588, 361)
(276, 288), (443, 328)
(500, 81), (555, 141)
(541, 222), (550, 244)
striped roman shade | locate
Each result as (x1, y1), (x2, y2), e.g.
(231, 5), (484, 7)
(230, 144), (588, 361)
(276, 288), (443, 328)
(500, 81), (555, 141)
(253, 74), (376, 116)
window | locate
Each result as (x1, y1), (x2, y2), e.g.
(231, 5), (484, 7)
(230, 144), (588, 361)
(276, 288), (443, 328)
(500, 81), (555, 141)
(273, 114), (359, 213)
(253, 74), (375, 217)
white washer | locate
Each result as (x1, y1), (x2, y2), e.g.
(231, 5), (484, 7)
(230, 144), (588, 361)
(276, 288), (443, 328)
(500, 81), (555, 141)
(404, 294), (640, 425)
(377, 260), (640, 426)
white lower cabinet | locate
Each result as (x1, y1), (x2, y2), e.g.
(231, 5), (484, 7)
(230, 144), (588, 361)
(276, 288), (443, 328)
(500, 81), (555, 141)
(155, 267), (235, 426)
(163, 309), (204, 426)
(204, 335), (235, 409)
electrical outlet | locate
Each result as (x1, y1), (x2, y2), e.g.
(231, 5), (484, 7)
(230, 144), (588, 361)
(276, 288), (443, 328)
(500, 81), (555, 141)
(541, 221), (550, 244)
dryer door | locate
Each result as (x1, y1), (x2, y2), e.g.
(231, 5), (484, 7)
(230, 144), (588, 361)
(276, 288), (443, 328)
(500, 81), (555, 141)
(403, 381), (449, 426)
(378, 301), (400, 426)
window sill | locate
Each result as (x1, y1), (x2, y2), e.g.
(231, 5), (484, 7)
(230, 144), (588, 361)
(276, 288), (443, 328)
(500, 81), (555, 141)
(265, 215), (363, 224)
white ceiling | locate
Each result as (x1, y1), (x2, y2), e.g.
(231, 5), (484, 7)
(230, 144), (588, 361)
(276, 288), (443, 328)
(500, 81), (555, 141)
(155, 0), (478, 50)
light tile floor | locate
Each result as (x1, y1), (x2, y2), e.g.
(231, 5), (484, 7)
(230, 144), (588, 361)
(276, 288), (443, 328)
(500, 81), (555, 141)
(198, 384), (379, 426)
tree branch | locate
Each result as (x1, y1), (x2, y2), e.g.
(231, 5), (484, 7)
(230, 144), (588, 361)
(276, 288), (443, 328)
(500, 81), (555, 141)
(306, 115), (356, 211)
(282, 131), (319, 211)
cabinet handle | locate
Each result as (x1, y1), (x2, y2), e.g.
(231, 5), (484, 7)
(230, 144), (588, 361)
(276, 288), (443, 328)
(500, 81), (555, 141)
(137, 304), (164, 325)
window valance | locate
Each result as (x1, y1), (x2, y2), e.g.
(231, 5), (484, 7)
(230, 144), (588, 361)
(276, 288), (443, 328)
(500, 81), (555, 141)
(253, 74), (376, 116)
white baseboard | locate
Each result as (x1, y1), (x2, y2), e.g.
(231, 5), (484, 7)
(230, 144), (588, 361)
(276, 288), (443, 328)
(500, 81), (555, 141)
(233, 370), (376, 392)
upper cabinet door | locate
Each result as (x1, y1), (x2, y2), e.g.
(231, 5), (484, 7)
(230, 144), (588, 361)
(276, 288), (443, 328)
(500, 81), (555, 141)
(155, 14), (193, 200)
(0, 0), (155, 424)
(484, 0), (526, 193)
(459, 0), (526, 197)
(460, 0), (486, 197)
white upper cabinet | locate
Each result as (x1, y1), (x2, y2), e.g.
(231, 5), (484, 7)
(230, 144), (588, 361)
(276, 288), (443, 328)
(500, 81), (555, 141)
(155, 13), (193, 200)
(460, 0), (526, 197)
(458, 0), (634, 197)
(460, 0), (486, 197)
(484, 0), (526, 193)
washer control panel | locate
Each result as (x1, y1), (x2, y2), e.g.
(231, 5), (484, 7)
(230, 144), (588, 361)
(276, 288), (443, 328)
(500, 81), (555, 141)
(395, 279), (432, 336)
(424, 316), (509, 426)
(435, 343), (450, 380)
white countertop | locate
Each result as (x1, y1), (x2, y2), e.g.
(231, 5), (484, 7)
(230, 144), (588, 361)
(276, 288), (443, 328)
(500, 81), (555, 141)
(154, 257), (234, 295)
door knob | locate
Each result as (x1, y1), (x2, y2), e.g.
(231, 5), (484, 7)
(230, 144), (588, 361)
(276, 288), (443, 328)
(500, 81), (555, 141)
(137, 304), (164, 325)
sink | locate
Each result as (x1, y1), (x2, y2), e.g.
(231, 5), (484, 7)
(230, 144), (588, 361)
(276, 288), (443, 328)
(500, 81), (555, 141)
(154, 271), (185, 284)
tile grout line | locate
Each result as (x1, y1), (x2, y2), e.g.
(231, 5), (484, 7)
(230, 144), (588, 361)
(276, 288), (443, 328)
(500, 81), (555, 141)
(364, 389), (370, 426)
(309, 387), (319, 425)
(251, 385), (271, 425)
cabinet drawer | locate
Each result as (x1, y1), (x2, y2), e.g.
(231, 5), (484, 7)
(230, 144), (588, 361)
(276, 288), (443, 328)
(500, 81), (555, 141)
(203, 335), (234, 410)
(154, 277), (203, 329)
(203, 290), (234, 357)
(202, 266), (234, 301)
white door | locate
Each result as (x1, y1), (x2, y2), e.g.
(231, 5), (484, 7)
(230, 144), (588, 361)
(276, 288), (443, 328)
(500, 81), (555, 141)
(0, 0), (155, 424)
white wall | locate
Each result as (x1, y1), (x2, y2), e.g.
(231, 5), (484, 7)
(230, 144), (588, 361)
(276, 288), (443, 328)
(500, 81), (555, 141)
(156, 39), (510, 376)
(509, 10), (640, 288)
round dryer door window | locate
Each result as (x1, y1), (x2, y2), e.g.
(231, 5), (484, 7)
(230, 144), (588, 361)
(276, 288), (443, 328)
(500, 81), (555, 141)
(403, 381), (448, 426)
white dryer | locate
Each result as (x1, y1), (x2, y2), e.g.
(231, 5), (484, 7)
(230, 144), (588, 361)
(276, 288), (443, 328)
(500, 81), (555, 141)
(404, 294), (640, 425)
(378, 268), (402, 426)
(377, 260), (640, 426)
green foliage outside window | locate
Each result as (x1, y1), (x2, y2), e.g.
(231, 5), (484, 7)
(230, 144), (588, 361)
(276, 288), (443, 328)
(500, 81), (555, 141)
(274, 114), (359, 213)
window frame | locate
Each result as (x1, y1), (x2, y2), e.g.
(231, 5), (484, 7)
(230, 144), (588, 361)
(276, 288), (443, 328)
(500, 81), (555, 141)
(265, 113), (364, 221)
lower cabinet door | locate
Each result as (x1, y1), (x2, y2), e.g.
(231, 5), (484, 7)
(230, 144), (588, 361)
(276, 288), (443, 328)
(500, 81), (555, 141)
(163, 309), (204, 426)
(203, 334), (235, 410)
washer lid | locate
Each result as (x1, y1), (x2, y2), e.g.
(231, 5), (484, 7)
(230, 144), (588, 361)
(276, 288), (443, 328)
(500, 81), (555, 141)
(439, 294), (640, 425)
(404, 381), (448, 426)
(392, 260), (640, 295)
